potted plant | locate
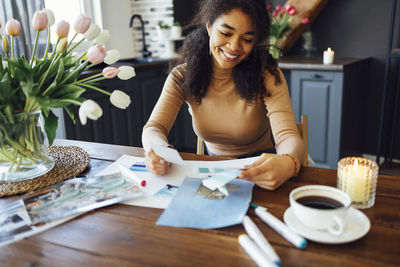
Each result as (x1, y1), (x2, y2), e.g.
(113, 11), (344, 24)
(170, 21), (182, 39)
(156, 21), (170, 40)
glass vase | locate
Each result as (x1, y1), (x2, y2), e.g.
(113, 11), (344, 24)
(269, 37), (282, 60)
(0, 110), (55, 182)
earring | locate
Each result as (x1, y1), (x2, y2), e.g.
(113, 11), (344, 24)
(209, 49), (211, 55)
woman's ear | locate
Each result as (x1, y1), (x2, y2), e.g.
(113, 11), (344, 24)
(206, 22), (211, 37)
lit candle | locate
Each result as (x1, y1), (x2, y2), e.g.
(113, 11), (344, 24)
(323, 47), (335, 65)
(337, 157), (379, 209)
(345, 159), (371, 202)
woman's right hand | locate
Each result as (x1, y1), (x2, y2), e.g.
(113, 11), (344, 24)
(145, 149), (171, 175)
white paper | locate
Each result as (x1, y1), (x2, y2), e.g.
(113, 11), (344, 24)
(96, 154), (259, 209)
(152, 145), (185, 165)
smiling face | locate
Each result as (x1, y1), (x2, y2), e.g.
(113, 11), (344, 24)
(206, 9), (255, 70)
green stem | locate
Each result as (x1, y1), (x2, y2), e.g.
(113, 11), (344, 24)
(78, 83), (111, 95)
(11, 36), (15, 59)
(65, 32), (78, 51)
(44, 26), (51, 59)
(58, 60), (89, 86)
(77, 73), (103, 83)
(30, 31), (40, 66)
(66, 38), (85, 56)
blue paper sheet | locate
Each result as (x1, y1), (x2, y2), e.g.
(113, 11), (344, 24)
(156, 177), (254, 229)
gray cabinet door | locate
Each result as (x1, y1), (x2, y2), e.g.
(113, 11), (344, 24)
(290, 70), (344, 169)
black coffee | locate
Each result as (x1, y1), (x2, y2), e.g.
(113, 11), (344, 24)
(296, 196), (344, 209)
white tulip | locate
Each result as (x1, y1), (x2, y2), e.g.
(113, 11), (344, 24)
(110, 90), (131, 109)
(118, 66), (136, 80)
(104, 49), (121, 65)
(79, 100), (103, 125)
(95, 29), (111, 45)
(44, 9), (55, 26)
(84, 23), (100, 41)
(71, 52), (82, 64)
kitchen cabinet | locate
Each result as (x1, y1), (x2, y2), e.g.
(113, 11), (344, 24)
(280, 57), (370, 169)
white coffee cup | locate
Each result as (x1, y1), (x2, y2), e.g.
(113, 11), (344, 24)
(289, 185), (352, 236)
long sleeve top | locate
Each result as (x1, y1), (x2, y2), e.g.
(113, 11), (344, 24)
(142, 64), (304, 173)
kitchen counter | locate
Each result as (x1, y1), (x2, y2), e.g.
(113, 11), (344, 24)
(278, 56), (370, 71)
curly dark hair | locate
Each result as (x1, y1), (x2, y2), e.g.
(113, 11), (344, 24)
(171, 0), (282, 105)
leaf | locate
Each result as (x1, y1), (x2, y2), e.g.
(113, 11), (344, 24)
(43, 109), (58, 146)
(64, 106), (75, 124)
(55, 59), (65, 83)
(53, 84), (86, 99)
(20, 80), (35, 96)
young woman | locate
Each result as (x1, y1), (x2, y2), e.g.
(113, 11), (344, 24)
(142, 0), (304, 190)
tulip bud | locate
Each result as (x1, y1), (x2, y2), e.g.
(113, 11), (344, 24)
(2, 36), (10, 53)
(5, 19), (21, 37)
(56, 38), (68, 53)
(74, 14), (91, 34)
(56, 20), (70, 39)
(288, 8), (296, 16)
(95, 29), (111, 45)
(87, 44), (106, 64)
(79, 99), (103, 125)
(117, 66), (136, 80)
(102, 67), (120, 78)
(104, 49), (120, 65)
(301, 18), (310, 24)
(110, 90), (131, 109)
(84, 23), (101, 41)
(32, 10), (48, 31)
(44, 9), (55, 26)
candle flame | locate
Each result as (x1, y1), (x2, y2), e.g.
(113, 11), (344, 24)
(353, 159), (359, 170)
(327, 47), (332, 52)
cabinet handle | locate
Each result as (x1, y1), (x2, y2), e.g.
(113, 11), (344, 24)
(314, 74), (323, 79)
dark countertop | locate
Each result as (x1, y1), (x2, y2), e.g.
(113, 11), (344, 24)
(82, 56), (370, 77)
(278, 56), (370, 71)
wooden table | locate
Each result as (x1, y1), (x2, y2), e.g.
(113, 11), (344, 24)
(1, 139), (399, 266)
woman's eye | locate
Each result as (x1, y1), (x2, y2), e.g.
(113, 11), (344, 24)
(219, 31), (231, 37)
(243, 38), (253, 44)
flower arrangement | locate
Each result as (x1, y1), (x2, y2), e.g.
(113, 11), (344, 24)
(267, 4), (309, 59)
(0, 9), (135, 174)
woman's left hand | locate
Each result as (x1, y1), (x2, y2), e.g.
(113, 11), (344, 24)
(239, 153), (295, 190)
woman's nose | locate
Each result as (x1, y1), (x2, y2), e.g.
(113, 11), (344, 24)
(229, 37), (241, 51)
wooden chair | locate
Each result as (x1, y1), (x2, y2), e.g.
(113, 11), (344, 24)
(196, 115), (308, 167)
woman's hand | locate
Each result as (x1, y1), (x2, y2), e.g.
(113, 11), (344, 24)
(239, 153), (296, 190)
(145, 149), (171, 175)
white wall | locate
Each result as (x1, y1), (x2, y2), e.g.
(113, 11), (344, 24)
(100, 0), (136, 59)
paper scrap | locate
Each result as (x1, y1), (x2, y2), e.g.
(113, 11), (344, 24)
(202, 169), (240, 195)
(152, 145), (185, 165)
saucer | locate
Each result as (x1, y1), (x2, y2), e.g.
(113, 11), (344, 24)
(283, 207), (370, 244)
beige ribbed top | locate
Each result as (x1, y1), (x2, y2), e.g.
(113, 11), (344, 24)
(142, 64), (304, 169)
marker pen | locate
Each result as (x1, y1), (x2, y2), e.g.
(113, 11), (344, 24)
(118, 164), (147, 187)
(238, 234), (277, 267)
(242, 216), (281, 266)
(251, 203), (307, 249)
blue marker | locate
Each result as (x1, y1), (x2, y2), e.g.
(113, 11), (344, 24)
(251, 203), (307, 249)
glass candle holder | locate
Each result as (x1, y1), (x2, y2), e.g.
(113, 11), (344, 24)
(337, 157), (379, 209)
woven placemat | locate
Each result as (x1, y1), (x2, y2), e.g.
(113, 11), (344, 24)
(0, 146), (90, 197)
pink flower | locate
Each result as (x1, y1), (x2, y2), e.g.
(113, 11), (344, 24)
(56, 20), (70, 38)
(301, 18), (310, 24)
(102, 67), (120, 78)
(32, 10), (48, 31)
(275, 5), (282, 12)
(266, 4), (272, 12)
(87, 44), (106, 64)
(288, 8), (296, 16)
(272, 10), (278, 17)
(284, 4), (294, 13)
(5, 19), (21, 37)
(73, 14), (91, 34)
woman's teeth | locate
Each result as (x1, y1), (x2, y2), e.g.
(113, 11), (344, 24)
(221, 50), (238, 59)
